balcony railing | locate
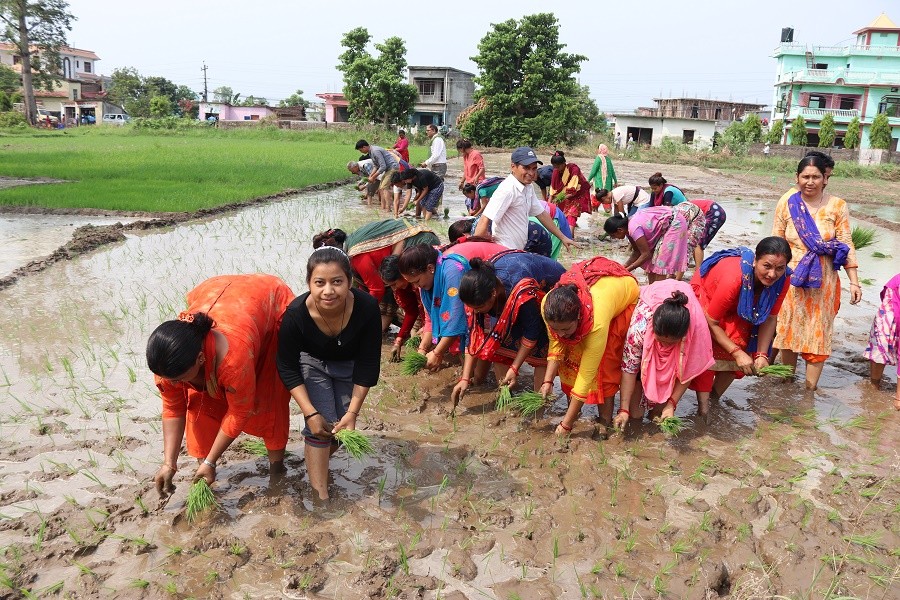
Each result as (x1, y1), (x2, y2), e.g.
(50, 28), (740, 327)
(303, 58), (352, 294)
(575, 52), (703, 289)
(776, 68), (900, 86)
(776, 43), (900, 57)
(798, 107), (860, 119)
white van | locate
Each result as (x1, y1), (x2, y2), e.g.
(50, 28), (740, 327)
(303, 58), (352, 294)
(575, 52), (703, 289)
(102, 113), (130, 125)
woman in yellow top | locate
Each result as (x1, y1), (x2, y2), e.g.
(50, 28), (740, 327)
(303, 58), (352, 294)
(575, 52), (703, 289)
(771, 154), (861, 390)
(541, 257), (639, 437)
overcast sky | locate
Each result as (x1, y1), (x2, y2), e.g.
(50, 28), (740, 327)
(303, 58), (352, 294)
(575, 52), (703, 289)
(65, 0), (893, 112)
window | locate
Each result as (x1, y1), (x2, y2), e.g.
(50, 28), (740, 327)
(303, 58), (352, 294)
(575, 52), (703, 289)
(682, 130), (695, 144)
(808, 94), (827, 109)
(12, 55), (20, 65)
(690, 105), (699, 119)
(839, 97), (856, 110)
(84, 61), (91, 73)
(714, 107), (722, 119)
(813, 63), (828, 70)
(417, 80), (436, 96)
(878, 96), (900, 117)
(71, 89), (78, 100)
(76, 60), (80, 68)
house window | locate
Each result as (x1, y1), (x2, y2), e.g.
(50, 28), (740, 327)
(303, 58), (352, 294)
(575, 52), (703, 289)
(76, 60), (80, 68)
(813, 63), (828, 70)
(682, 130), (695, 144)
(417, 80), (436, 96)
(808, 94), (827, 109)
(72, 89), (78, 100)
(714, 107), (722, 119)
(12, 55), (20, 65)
(84, 61), (91, 73)
(839, 97), (856, 110)
(878, 96), (900, 117)
(690, 105), (699, 119)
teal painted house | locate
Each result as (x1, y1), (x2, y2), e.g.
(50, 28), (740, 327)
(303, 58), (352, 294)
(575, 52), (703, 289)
(772, 13), (900, 150)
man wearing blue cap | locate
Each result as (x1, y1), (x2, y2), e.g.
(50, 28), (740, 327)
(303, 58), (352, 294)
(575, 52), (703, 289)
(474, 147), (575, 251)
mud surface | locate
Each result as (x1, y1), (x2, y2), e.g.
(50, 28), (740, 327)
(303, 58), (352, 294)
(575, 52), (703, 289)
(0, 159), (897, 599)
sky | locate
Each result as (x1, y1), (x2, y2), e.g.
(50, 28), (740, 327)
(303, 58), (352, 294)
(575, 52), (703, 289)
(64, 0), (894, 114)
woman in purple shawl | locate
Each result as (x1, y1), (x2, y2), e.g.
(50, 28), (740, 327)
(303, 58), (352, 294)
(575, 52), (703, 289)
(771, 154), (861, 390)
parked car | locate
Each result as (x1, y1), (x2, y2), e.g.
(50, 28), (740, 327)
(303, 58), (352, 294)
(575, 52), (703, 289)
(102, 113), (130, 125)
(37, 109), (59, 126)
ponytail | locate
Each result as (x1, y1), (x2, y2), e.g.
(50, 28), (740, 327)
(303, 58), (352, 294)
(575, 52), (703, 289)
(312, 228), (347, 249)
(651, 291), (690, 339)
(550, 150), (567, 166)
(146, 312), (215, 378)
(458, 258), (499, 306)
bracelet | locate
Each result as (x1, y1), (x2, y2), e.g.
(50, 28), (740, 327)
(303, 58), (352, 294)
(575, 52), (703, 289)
(542, 380), (553, 386)
(850, 283), (860, 288)
(304, 411), (320, 420)
(347, 410), (358, 416)
(729, 347), (743, 356)
(162, 462), (177, 472)
(618, 408), (630, 416)
(509, 364), (519, 375)
(202, 458), (216, 468)
(752, 352), (770, 361)
(558, 421), (573, 432)
(459, 378), (470, 384)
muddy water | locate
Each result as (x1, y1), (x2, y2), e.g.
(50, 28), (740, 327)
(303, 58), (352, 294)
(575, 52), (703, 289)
(0, 174), (897, 599)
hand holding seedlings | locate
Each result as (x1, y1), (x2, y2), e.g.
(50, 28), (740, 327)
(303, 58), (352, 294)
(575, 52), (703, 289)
(306, 413), (334, 440)
(612, 410), (629, 432)
(193, 460), (216, 485)
(757, 364), (795, 378)
(495, 385), (513, 411)
(331, 410), (358, 436)
(499, 367), (517, 388)
(154, 463), (177, 498)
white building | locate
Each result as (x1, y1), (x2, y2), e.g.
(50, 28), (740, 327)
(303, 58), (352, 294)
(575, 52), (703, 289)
(611, 114), (719, 149)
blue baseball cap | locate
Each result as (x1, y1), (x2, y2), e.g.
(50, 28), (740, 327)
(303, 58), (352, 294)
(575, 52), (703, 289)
(511, 147), (542, 166)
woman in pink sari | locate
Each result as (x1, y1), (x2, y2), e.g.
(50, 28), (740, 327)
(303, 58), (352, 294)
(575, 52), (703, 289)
(613, 280), (714, 429)
(548, 150), (592, 231)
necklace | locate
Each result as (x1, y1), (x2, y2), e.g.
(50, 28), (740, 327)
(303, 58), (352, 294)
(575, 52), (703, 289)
(316, 298), (347, 345)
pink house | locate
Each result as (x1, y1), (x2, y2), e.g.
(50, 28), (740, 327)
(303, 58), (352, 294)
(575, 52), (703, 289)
(199, 102), (276, 122)
(316, 93), (349, 123)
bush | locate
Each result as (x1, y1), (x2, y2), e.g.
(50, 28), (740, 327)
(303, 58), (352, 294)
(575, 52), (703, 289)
(766, 119), (784, 144)
(0, 111), (27, 127)
(818, 114), (835, 148)
(869, 113), (892, 150)
(132, 116), (210, 130)
(844, 117), (860, 149)
(789, 116), (807, 146)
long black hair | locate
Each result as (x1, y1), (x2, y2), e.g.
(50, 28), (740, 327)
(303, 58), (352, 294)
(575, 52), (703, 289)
(458, 258), (499, 306)
(312, 228), (347, 249)
(307, 247), (351, 283)
(652, 290), (691, 339)
(398, 244), (439, 277)
(146, 312), (215, 378)
(755, 236), (792, 262)
(542, 285), (581, 322)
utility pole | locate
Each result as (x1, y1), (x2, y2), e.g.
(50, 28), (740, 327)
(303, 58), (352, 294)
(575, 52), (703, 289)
(201, 62), (209, 103)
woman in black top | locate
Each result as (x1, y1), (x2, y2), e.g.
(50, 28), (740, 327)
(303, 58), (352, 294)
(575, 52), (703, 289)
(277, 246), (382, 500)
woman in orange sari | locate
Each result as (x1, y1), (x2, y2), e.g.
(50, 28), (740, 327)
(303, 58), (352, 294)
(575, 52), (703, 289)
(147, 274), (294, 496)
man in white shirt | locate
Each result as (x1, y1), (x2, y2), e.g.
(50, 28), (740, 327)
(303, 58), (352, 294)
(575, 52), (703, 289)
(474, 147), (574, 251)
(419, 124), (447, 180)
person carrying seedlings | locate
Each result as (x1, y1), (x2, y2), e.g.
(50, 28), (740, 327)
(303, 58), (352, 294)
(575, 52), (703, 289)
(864, 273), (900, 410)
(451, 251), (567, 407)
(399, 239), (508, 371)
(541, 257), (639, 437)
(613, 280), (714, 431)
(392, 168), (444, 221)
(603, 203), (705, 283)
(276, 247), (382, 501)
(771, 154), (860, 390)
(547, 150), (592, 230)
(146, 274), (295, 495)
(312, 220), (438, 333)
(587, 144), (618, 212)
(648, 172), (688, 207)
(689, 237), (793, 400)
(457, 138), (486, 192)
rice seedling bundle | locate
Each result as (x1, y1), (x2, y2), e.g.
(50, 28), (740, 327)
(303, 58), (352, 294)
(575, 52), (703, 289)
(335, 429), (374, 460)
(513, 391), (545, 417)
(851, 226), (877, 250)
(496, 385), (513, 411)
(404, 335), (422, 350)
(758, 364), (795, 377)
(240, 438), (268, 456)
(401, 352), (427, 375)
(656, 415), (688, 437)
(185, 480), (219, 523)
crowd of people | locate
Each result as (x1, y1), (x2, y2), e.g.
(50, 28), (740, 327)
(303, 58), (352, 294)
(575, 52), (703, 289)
(147, 140), (899, 502)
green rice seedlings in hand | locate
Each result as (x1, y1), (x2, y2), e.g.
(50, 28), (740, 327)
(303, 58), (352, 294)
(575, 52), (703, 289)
(851, 226), (877, 250)
(656, 415), (688, 437)
(758, 364), (795, 378)
(335, 429), (374, 460)
(404, 335), (422, 350)
(513, 391), (545, 417)
(496, 385), (513, 411)
(401, 351), (427, 375)
(186, 480), (219, 523)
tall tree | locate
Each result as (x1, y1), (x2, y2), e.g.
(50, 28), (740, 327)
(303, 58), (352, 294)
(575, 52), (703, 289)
(817, 113), (835, 148)
(461, 13), (588, 146)
(0, 0), (74, 125)
(742, 113), (763, 143)
(212, 85), (236, 104)
(336, 27), (416, 125)
(0, 63), (18, 93)
(279, 89), (309, 108)
(869, 112), (893, 150)
(843, 117), (860, 149)
(766, 119), (784, 144)
(789, 115), (807, 146)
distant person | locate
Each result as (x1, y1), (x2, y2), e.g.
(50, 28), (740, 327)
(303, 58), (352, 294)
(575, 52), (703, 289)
(393, 129), (410, 163)
(648, 172), (688, 207)
(462, 176), (504, 217)
(420, 124), (447, 180)
(615, 131), (622, 150)
(355, 139), (399, 210)
(457, 139), (485, 191)
(596, 184), (652, 217)
(763, 142), (770, 158)
(588, 144), (617, 212)
(548, 150), (592, 231)
(392, 168), (444, 221)
(864, 273), (900, 410)
(147, 275), (295, 494)
(473, 147), (574, 252)
(626, 133), (634, 151)
(347, 159), (379, 205)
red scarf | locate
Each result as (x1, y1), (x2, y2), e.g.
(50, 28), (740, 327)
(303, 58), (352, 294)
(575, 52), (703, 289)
(467, 277), (542, 360)
(550, 257), (635, 346)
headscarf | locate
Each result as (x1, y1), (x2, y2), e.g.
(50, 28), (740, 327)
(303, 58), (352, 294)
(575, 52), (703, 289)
(699, 247), (791, 352)
(548, 257), (634, 346)
(786, 192), (849, 288)
(639, 280), (714, 404)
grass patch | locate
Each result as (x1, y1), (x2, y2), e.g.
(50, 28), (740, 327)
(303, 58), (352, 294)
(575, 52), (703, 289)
(0, 126), (429, 211)
(335, 429), (375, 460)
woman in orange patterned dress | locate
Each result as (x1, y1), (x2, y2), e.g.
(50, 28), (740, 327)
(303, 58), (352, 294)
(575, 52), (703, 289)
(772, 155), (861, 390)
(147, 274), (295, 495)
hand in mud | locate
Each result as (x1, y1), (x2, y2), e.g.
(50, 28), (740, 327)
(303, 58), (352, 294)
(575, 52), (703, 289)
(306, 413), (334, 440)
(734, 350), (754, 375)
(499, 369), (517, 388)
(390, 344), (403, 363)
(554, 422), (572, 437)
(332, 411), (356, 435)
(192, 462), (215, 486)
(450, 379), (469, 407)
(425, 350), (442, 370)
(540, 381), (554, 400)
(154, 465), (176, 498)
(612, 411), (629, 432)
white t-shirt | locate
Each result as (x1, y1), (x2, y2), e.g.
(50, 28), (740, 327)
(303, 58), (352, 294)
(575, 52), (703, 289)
(482, 174), (546, 250)
(611, 185), (650, 211)
(425, 135), (447, 166)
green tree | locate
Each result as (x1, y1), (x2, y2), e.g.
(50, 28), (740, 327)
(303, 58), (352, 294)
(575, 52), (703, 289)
(149, 95), (171, 118)
(336, 28), (417, 125)
(461, 13), (588, 146)
(212, 85), (238, 104)
(844, 117), (860, 149)
(174, 84), (197, 117)
(279, 89), (309, 108)
(721, 119), (751, 155)
(869, 112), (892, 149)
(0, 0), (75, 125)
(108, 67), (149, 116)
(239, 95), (267, 106)
(789, 115), (807, 146)
(0, 63), (18, 93)
(766, 119), (784, 144)
(817, 113), (835, 148)
(742, 113), (763, 143)
(0, 89), (10, 111)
